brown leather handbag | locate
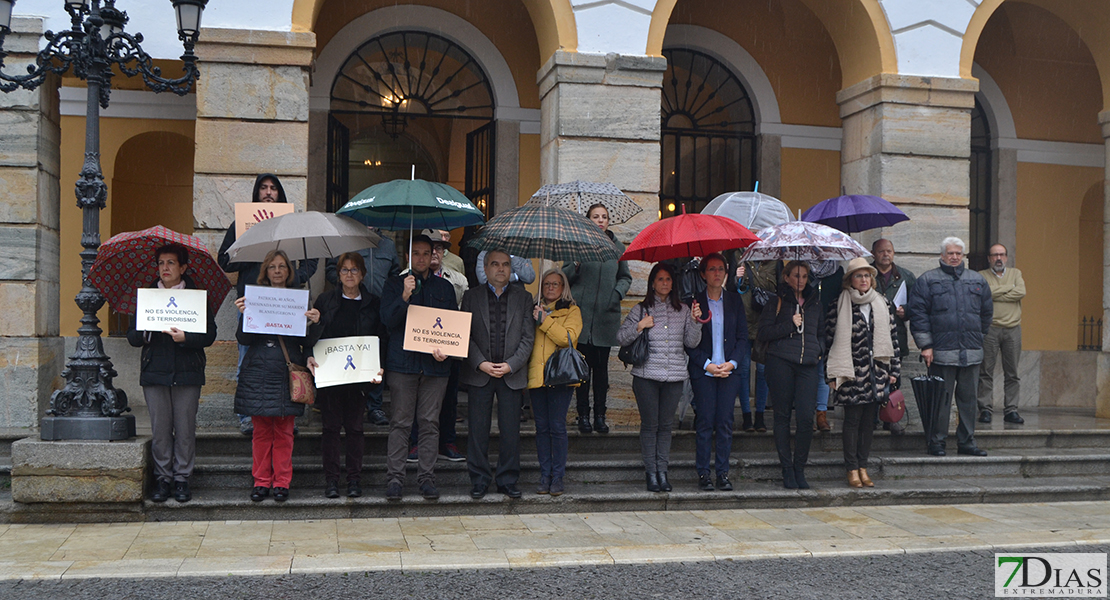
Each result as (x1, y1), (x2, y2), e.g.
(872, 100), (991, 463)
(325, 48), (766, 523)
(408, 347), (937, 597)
(278, 337), (316, 406)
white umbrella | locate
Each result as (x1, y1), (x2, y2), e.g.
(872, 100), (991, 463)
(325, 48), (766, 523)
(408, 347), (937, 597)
(701, 191), (795, 232)
(227, 211), (381, 262)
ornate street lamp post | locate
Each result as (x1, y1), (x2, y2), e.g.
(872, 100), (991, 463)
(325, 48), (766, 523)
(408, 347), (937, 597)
(0, 0), (207, 440)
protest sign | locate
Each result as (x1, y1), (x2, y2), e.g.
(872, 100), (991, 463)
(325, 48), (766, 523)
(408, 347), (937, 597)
(312, 336), (382, 388)
(402, 305), (471, 358)
(136, 288), (208, 333)
(243, 285), (310, 337)
(235, 202), (294, 238)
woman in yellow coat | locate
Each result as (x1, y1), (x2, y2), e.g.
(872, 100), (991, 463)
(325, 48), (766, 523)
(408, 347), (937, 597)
(528, 269), (583, 496)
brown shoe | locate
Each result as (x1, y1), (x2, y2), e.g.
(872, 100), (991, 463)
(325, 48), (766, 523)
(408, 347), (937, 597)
(816, 410), (831, 432)
(847, 469), (863, 488)
(858, 468), (874, 487)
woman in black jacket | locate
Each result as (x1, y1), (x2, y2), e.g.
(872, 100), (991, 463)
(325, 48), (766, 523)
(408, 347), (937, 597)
(825, 258), (900, 488)
(127, 244), (217, 504)
(235, 249), (319, 503)
(757, 260), (825, 489)
(307, 252), (385, 499)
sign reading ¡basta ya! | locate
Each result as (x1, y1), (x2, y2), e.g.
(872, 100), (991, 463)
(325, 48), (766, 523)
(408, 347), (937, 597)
(234, 202), (294, 238)
(312, 336), (382, 389)
(402, 305), (471, 358)
(242, 285), (310, 337)
(135, 288), (208, 334)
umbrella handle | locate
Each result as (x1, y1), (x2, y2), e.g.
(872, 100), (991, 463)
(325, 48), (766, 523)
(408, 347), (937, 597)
(687, 299), (712, 324)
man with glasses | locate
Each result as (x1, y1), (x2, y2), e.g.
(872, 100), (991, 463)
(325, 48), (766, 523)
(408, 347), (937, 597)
(908, 237), (994, 457)
(977, 244), (1026, 425)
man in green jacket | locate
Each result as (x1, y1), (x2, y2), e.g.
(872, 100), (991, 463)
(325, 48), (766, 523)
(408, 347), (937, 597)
(977, 243), (1026, 425)
(872, 239), (915, 435)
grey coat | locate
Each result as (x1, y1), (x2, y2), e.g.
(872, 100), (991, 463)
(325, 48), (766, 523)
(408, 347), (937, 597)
(617, 300), (702, 382)
(907, 261), (993, 367)
(460, 284), (536, 391)
(563, 232), (632, 347)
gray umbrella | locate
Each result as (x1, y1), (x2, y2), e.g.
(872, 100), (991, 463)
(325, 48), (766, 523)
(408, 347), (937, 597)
(701, 191), (795, 232)
(226, 211), (381, 262)
(527, 180), (643, 225)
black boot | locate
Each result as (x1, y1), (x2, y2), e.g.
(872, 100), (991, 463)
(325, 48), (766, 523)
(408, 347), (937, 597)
(794, 466), (810, 489)
(741, 412), (754, 433)
(782, 467), (798, 489)
(645, 471), (661, 492)
(593, 414), (610, 434)
(754, 411), (767, 432)
(658, 471), (672, 492)
(578, 414), (593, 434)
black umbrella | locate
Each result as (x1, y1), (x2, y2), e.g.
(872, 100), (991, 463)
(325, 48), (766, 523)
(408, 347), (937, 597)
(910, 375), (947, 448)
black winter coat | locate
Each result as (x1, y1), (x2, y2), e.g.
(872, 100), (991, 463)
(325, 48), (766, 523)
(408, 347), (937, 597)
(907, 261), (993, 367)
(234, 285), (316, 418)
(380, 271), (458, 377)
(757, 283), (825, 366)
(309, 283), (386, 393)
(824, 298), (901, 406)
(126, 275), (218, 387)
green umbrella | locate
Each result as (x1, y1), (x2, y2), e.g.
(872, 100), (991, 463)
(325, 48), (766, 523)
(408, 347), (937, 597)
(337, 179), (486, 232)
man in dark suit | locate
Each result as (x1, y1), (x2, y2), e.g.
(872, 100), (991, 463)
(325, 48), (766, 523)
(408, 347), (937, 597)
(460, 249), (536, 499)
(687, 253), (749, 491)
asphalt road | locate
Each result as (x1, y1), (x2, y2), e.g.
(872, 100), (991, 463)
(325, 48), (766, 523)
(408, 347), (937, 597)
(3, 545), (1096, 600)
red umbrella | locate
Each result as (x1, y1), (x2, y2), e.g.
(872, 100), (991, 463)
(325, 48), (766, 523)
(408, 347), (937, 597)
(88, 226), (232, 315)
(621, 208), (760, 262)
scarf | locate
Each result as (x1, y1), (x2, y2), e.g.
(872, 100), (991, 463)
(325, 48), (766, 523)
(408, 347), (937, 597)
(827, 287), (894, 388)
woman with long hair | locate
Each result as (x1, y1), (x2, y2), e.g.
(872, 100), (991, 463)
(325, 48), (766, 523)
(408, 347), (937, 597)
(825, 258), (900, 488)
(757, 260), (825, 489)
(234, 249), (319, 502)
(617, 263), (702, 492)
(564, 203), (632, 434)
(527, 269), (583, 496)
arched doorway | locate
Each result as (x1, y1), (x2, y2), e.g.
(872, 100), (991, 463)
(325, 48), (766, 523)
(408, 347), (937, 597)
(968, 98), (992, 272)
(660, 48), (757, 217)
(327, 31), (496, 218)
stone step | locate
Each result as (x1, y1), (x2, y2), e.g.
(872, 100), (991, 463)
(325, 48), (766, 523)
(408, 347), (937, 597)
(102, 475), (1110, 522)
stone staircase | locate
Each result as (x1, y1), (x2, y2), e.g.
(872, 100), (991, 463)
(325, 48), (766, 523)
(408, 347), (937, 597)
(4, 412), (1110, 522)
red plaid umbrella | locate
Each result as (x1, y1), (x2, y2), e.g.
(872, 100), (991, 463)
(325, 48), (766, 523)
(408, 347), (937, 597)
(621, 208), (760, 262)
(88, 226), (232, 315)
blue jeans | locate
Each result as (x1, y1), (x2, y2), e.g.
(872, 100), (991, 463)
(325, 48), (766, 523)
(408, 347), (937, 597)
(816, 359), (829, 412)
(692, 373), (743, 476)
(531, 386), (573, 480)
(738, 345), (768, 413)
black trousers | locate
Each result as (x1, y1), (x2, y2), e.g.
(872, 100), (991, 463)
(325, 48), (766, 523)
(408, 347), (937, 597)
(842, 403), (879, 471)
(320, 384), (365, 483)
(764, 355), (819, 470)
(576, 343), (611, 418)
(467, 377), (522, 488)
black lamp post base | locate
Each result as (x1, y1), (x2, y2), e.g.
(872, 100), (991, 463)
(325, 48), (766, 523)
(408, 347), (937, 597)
(41, 415), (136, 441)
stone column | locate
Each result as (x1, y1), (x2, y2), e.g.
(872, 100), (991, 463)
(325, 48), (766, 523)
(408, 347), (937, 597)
(190, 29), (315, 424)
(538, 50), (666, 293)
(838, 74), (978, 277)
(1095, 111), (1110, 418)
(0, 18), (64, 428)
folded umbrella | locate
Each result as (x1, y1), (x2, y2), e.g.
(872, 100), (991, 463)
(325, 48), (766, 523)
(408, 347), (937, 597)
(226, 211), (380, 263)
(911, 375), (947, 449)
(88, 225), (232, 315)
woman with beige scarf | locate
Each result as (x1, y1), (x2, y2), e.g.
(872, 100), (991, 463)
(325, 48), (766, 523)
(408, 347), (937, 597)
(825, 257), (901, 488)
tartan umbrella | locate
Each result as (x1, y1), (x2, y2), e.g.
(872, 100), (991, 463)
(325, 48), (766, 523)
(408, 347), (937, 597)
(620, 208), (760, 263)
(526, 181), (643, 225)
(465, 203), (620, 263)
(88, 226), (232, 315)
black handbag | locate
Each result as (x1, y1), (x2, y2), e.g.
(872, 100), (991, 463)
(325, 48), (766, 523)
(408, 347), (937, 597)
(618, 305), (650, 367)
(544, 332), (589, 387)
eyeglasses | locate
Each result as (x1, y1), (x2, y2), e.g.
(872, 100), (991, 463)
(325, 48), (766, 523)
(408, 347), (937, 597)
(988, 253), (1007, 258)
(339, 268), (360, 275)
(431, 246), (446, 254)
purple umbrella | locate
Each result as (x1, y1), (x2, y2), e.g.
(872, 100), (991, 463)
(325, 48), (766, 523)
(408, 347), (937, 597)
(801, 194), (909, 233)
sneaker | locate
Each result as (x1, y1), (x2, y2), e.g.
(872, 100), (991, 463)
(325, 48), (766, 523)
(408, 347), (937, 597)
(239, 417), (253, 436)
(420, 481), (440, 500)
(347, 481), (362, 498)
(406, 446), (419, 463)
(151, 479), (171, 503)
(173, 480), (192, 503)
(368, 408), (389, 426)
(385, 481), (403, 501)
(324, 480), (340, 499)
(438, 443), (465, 462)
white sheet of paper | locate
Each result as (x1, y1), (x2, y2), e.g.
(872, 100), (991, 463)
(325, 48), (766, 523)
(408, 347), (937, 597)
(135, 288), (208, 334)
(893, 280), (907, 309)
(242, 285), (310, 337)
(312, 336), (382, 389)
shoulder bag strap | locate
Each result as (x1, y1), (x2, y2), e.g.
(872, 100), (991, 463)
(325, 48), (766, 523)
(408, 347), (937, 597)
(277, 337), (294, 372)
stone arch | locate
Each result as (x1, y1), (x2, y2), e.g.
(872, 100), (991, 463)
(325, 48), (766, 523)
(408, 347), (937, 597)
(292, 0), (577, 62)
(648, 0), (896, 88)
(309, 5), (523, 117)
(110, 131), (195, 237)
(962, 0), (1110, 110)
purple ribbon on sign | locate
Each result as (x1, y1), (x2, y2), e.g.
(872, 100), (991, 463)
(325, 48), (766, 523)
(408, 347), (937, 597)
(344, 355), (355, 370)
(167, 297), (178, 308)
(433, 317), (444, 329)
